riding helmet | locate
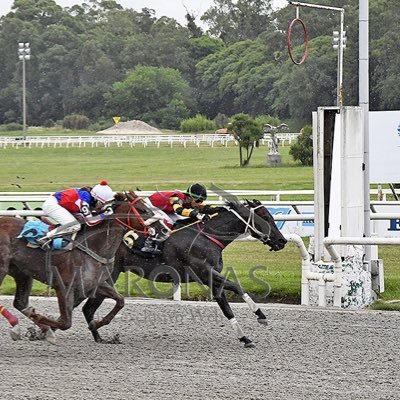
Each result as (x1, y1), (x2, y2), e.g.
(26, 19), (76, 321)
(91, 180), (114, 203)
(185, 183), (207, 201)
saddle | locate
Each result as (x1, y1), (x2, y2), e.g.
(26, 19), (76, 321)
(17, 218), (75, 251)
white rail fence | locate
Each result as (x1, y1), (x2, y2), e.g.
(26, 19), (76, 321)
(0, 133), (300, 149)
(0, 189), (399, 214)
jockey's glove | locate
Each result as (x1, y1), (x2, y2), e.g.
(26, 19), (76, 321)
(99, 206), (114, 220)
(201, 205), (222, 214)
(103, 206), (113, 215)
(197, 214), (211, 222)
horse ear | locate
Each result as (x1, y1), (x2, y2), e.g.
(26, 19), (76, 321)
(124, 191), (138, 201)
(114, 192), (125, 201)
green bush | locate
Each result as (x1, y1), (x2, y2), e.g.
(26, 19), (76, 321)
(88, 120), (113, 132)
(289, 125), (313, 166)
(0, 123), (23, 131)
(62, 114), (90, 130)
(180, 114), (215, 132)
(43, 119), (55, 128)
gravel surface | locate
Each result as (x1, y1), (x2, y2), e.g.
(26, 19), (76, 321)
(0, 296), (399, 400)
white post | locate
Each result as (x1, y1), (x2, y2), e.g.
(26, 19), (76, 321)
(338, 10), (345, 106)
(359, 0), (371, 263)
(173, 282), (181, 301)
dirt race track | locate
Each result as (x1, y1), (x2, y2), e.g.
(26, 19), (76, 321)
(0, 295), (399, 400)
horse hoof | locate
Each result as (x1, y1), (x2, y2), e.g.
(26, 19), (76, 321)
(22, 306), (35, 318)
(240, 336), (255, 348)
(45, 329), (57, 345)
(257, 318), (268, 325)
(10, 324), (21, 341)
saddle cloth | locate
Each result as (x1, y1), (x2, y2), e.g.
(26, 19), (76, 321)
(17, 220), (50, 245)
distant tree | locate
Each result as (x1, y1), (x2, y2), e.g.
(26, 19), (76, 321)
(214, 113), (229, 128)
(185, 13), (203, 38)
(289, 125), (313, 166)
(228, 113), (263, 167)
(201, 0), (273, 43)
(105, 65), (193, 126)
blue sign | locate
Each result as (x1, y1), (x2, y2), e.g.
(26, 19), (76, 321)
(267, 207), (291, 230)
(388, 219), (400, 231)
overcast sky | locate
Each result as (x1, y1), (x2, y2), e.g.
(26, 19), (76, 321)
(0, 0), (288, 26)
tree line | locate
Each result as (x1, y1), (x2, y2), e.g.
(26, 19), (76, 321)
(0, 0), (398, 130)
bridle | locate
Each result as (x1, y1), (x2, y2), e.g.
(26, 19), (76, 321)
(114, 194), (150, 235)
(195, 204), (271, 247)
(228, 206), (271, 243)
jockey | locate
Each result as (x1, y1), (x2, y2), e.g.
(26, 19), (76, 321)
(37, 180), (114, 247)
(141, 183), (221, 254)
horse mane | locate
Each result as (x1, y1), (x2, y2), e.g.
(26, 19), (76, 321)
(114, 192), (127, 202)
(114, 191), (138, 202)
(225, 199), (243, 211)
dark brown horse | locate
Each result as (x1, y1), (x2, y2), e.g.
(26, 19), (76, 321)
(0, 191), (158, 342)
(82, 200), (287, 348)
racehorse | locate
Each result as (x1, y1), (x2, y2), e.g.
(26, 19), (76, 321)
(82, 200), (287, 348)
(0, 191), (158, 342)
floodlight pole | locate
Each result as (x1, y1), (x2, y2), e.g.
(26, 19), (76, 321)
(289, 1), (345, 106)
(18, 42), (31, 138)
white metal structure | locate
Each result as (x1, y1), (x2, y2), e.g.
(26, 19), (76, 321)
(312, 107), (365, 261)
(289, 1), (345, 106)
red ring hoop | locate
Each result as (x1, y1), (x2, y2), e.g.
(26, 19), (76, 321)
(287, 17), (309, 65)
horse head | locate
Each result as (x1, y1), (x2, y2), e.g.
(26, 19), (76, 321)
(244, 199), (287, 251)
(110, 191), (162, 235)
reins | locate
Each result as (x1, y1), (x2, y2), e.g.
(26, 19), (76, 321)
(228, 207), (271, 240)
(170, 206), (270, 248)
(114, 195), (149, 235)
(196, 222), (225, 249)
(170, 213), (218, 234)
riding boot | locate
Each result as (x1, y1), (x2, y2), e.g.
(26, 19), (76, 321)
(37, 222), (79, 242)
(141, 237), (162, 255)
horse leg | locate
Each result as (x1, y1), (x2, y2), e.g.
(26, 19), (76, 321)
(211, 269), (268, 324)
(211, 284), (255, 348)
(86, 282), (124, 343)
(82, 270), (123, 342)
(82, 295), (107, 342)
(12, 272), (54, 339)
(23, 286), (74, 336)
(0, 304), (20, 340)
(0, 243), (19, 339)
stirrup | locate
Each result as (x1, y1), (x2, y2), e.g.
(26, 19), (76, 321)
(36, 236), (49, 245)
(141, 245), (162, 255)
(39, 239), (52, 251)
